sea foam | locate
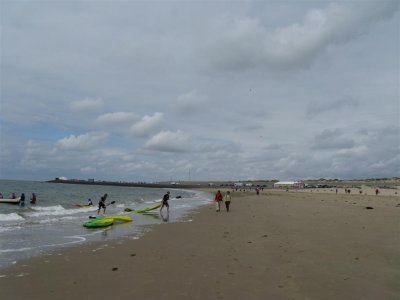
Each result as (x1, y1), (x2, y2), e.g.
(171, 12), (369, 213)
(0, 213), (25, 222)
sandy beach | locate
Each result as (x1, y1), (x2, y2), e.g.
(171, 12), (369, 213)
(1, 188), (399, 300)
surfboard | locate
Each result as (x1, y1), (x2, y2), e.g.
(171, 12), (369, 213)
(134, 203), (161, 213)
(89, 215), (133, 223)
(83, 218), (114, 228)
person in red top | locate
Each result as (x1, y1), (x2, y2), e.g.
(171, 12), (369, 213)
(214, 190), (223, 212)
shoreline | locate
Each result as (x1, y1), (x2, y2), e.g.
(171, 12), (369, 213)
(1, 188), (399, 299)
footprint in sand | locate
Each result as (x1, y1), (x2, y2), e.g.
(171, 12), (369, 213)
(112, 267), (118, 271)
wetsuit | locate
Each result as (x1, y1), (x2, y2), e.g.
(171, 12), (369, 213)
(162, 193), (170, 207)
(98, 197), (106, 209)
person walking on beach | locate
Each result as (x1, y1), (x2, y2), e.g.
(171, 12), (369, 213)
(224, 191), (232, 212)
(215, 190), (223, 212)
(19, 193), (25, 207)
(30, 193), (37, 204)
(160, 191), (170, 213)
(97, 193), (108, 215)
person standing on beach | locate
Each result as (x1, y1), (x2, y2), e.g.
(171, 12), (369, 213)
(160, 191), (170, 213)
(224, 191), (232, 212)
(215, 190), (223, 212)
(97, 193), (108, 215)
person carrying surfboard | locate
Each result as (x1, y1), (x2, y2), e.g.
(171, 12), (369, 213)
(160, 191), (170, 213)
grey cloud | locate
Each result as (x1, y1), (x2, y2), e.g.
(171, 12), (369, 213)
(1, 1), (398, 181)
(175, 91), (209, 114)
(200, 1), (399, 71)
(234, 124), (264, 131)
(307, 97), (359, 117)
(311, 128), (356, 150)
(263, 144), (282, 150)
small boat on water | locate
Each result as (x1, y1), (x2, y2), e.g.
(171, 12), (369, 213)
(0, 197), (21, 204)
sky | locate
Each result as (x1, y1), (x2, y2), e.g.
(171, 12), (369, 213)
(1, 0), (399, 182)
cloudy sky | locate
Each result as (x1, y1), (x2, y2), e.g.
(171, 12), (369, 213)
(1, 0), (399, 182)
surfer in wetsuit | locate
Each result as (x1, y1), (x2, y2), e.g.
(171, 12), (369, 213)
(97, 193), (108, 215)
(160, 191), (170, 213)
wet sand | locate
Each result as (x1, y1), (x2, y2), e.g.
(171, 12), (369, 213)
(1, 188), (399, 300)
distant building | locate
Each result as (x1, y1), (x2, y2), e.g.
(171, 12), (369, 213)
(273, 180), (305, 189)
(234, 182), (243, 187)
(55, 176), (68, 181)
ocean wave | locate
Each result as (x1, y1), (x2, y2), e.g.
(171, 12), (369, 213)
(0, 226), (23, 233)
(0, 213), (25, 222)
(0, 247), (33, 253)
(25, 205), (96, 218)
(38, 216), (79, 224)
(31, 205), (64, 211)
(0, 236), (86, 254)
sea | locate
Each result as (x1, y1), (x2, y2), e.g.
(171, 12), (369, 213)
(0, 180), (212, 269)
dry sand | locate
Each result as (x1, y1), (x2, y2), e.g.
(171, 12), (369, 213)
(1, 188), (399, 300)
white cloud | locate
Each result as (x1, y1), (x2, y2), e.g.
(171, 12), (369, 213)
(95, 112), (138, 127)
(130, 112), (164, 137)
(70, 98), (103, 112)
(144, 130), (190, 152)
(56, 132), (108, 151)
